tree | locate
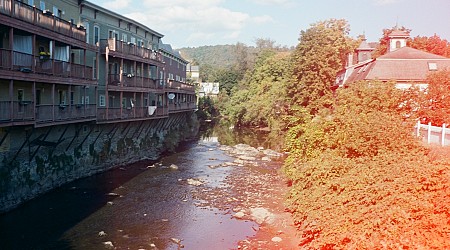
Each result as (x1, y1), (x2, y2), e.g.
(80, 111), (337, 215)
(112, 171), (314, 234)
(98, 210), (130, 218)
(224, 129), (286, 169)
(417, 69), (450, 125)
(289, 19), (354, 115)
(410, 34), (450, 57)
(284, 80), (450, 249)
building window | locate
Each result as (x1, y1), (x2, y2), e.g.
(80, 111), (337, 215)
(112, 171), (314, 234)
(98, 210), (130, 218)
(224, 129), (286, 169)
(122, 98), (127, 108)
(70, 91), (74, 105)
(99, 94), (105, 107)
(39, 1), (45, 10)
(94, 25), (100, 45)
(93, 57), (97, 79)
(428, 62), (438, 71)
(395, 41), (401, 49)
(28, 0), (34, 6)
(130, 37), (136, 45)
(122, 34), (127, 43)
(58, 90), (66, 105)
(83, 21), (90, 44)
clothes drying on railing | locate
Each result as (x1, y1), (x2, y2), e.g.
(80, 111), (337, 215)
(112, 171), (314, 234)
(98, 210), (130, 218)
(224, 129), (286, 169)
(148, 106), (157, 115)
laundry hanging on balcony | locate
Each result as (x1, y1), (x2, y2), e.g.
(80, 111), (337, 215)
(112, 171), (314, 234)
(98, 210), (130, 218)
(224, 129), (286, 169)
(148, 106), (157, 115)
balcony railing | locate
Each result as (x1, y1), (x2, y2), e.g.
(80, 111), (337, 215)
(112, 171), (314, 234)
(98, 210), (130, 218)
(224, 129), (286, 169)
(97, 105), (169, 122)
(0, 49), (93, 80)
(168, 102), (197, 112)
(35, 104), (96, 124)
(0, 101), (96, 125)
(166, 80), (195, 92)
(100, 39), (163, 63)
(0, 0), (86, 42)
(107, 74), (162, 89)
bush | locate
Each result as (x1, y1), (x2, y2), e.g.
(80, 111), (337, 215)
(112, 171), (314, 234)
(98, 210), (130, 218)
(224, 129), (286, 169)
(284, 81), (450, 249)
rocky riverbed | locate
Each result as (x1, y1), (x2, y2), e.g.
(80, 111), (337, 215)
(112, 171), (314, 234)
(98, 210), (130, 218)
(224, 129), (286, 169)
(190, 143), (300, 249)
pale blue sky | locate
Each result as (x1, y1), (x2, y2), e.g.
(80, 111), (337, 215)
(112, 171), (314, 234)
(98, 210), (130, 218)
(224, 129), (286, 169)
(94, 0), (450, 49)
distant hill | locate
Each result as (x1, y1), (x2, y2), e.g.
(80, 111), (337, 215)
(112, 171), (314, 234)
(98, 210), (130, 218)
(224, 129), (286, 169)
(178, 45), (238, 69)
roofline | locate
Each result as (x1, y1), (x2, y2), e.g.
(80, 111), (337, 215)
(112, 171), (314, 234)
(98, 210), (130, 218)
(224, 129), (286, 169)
(160, 48), (190, 64)
(80, 0), (164, 38)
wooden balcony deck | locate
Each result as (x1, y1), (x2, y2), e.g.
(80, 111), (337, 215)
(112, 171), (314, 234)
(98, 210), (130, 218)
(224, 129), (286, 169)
(0, 0), (88, 46)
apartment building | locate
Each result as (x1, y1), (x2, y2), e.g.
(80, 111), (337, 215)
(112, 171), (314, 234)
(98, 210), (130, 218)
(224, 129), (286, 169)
(79, 1), (195, 123)
(0, 0), (98, 128)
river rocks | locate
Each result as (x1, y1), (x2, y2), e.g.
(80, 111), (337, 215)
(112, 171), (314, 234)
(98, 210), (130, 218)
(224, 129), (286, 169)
(103, 241), (114, 249)
(233, 211), (246, 219)
(271, 236), (282, 243)
(250, 208), (275, 225)
(187, 178), (204, 186)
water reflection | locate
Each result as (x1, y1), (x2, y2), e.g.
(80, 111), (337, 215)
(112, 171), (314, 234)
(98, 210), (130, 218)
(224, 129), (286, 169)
(0, 123), (265, 249)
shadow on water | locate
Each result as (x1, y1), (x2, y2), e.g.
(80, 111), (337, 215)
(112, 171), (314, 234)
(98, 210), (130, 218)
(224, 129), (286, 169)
(0, 122), (272, 250)
(0, 158), (163, 250)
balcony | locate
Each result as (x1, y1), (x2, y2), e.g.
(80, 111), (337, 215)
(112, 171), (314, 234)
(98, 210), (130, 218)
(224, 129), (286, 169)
(100, 39), (163, 64)
(168, 102), (197, 113)
(0, 49), (93, 80)
(0, 0), (85, 42)
(166, 80), (195, 92)
(0, 101), (96, 127)
(107, 73), (163, 90)
(96, 106), (169, 123)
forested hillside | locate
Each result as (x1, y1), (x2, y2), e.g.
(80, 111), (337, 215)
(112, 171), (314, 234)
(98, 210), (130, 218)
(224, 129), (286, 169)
(178, 45), (240, 68)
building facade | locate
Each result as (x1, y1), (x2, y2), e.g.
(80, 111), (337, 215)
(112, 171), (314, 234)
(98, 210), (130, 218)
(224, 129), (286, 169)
(0, 0), (197, 213)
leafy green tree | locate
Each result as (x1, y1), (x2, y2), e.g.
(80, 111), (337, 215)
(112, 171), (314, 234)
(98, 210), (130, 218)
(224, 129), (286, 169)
(289, 19), (354, 115)
(221, 50), (292, 132)
(410, 34), (450, 57)
(417, 69), (450, 125)
(284, 80), (450, 249)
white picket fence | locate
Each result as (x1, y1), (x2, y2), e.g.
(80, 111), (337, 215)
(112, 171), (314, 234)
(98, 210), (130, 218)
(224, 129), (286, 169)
(416, 121), (450, 146)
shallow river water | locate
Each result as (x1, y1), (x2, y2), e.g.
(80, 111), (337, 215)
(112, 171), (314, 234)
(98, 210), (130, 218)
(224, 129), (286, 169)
(0, 125), (285, 250)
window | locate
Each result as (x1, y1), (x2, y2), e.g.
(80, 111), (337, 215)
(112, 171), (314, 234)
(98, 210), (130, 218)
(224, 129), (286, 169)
(93, 57), (97, 79)
(85, 96), (89, 105)
(122, 34), (127, 42)
(70, 91), (74, 105)
(428, 62), (438, 71)
(39, 1), (45, 10)
(122, 98), (127, 108)
(35, 89), (41, 105)
(83, 21), (90, 43)
(99, 95), (105, 107)
(52, 6), (60, 17)
(395, 41), (401, 49)
(94, 25), (100, 45)
(130, 37), (136, 45)
(137, 39), (143, 47)
(58, 90), (66, 105)
(28, 0), (34, 6)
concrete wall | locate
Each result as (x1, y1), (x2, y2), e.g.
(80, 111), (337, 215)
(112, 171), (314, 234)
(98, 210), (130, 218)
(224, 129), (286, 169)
(0, 112), (199, 213)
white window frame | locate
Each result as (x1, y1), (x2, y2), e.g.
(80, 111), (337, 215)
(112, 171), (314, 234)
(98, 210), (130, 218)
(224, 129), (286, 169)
(99, 94), (106, 107)
(83, 21), (90, 44)
(93, 25), (100, 45)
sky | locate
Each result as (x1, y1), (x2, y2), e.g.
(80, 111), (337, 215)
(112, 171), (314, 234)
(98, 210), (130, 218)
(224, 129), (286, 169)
(93, 0), (450, 49)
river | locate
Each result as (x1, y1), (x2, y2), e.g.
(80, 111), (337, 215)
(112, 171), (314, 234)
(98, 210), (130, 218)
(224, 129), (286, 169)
(0, 124), (293, 249)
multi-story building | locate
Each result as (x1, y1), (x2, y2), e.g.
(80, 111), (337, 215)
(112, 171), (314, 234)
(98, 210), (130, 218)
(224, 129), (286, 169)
(79, 1), (195, 123)
(0, 0), (196, 213)
(0, 0), (98, 128)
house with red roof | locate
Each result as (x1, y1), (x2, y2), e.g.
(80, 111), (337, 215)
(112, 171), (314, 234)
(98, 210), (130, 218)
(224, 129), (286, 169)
(335, 29), (450, 90)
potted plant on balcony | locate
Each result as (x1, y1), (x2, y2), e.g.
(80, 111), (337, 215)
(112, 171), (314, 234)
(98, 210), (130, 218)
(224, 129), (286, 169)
(39, 51), (50, 60)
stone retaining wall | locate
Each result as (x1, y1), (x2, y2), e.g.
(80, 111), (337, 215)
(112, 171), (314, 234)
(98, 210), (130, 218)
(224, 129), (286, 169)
(0, 112), (199, 213)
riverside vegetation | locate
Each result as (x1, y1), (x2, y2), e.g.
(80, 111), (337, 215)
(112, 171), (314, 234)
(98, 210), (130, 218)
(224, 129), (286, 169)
(188, 19), (450, 248)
